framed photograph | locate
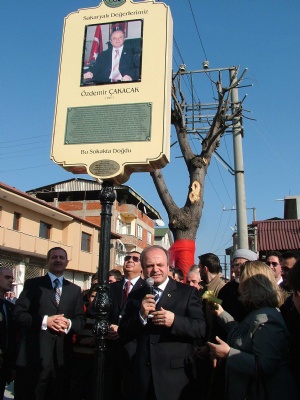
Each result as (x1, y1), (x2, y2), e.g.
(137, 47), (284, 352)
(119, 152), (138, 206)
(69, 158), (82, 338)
(81, 19), (143, 86)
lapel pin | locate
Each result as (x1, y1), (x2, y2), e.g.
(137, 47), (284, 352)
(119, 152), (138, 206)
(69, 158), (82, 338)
(167, 294), (171, 297)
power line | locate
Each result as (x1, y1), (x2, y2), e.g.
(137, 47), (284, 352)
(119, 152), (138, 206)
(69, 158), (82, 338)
(0, 164), (51, 173)
(0, 134), (49, 146)
(187, 0), (208, 61)
(0, 146), (49, 156)
(173, 37), (185, 65)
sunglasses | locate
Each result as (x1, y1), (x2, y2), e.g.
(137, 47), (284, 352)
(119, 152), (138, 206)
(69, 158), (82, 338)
(124, 255), (140, 262)
(266, 261), (279, 267)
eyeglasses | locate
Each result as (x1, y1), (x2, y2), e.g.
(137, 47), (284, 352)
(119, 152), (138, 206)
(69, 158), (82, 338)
(124, 255), (140, 262)
(232, 263), (245, 268)
(266, 261), (279, 267)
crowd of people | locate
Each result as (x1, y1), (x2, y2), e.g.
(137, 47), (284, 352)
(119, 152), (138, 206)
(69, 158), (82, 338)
(1, 245), (300, 399)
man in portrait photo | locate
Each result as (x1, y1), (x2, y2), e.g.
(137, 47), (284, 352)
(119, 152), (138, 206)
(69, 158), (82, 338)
(82, 22), (142, 85)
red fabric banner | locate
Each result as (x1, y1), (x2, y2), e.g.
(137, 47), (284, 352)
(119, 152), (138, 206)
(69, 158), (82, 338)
(169, 239), (196, 281)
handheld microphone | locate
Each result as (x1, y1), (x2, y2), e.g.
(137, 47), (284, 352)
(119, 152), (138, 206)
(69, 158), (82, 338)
(146, 277), (154, 294)
(145, 277), (155, 318)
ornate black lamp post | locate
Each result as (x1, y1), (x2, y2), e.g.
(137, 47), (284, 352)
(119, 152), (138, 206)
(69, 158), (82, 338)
(92, 181), (115, 400)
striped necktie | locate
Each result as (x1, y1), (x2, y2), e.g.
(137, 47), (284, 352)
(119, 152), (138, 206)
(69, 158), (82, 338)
(111, 49), (122, 82)
(122, 280), (131, 306)
(53, 278), (61, 305)
(153, 288), (161, 303)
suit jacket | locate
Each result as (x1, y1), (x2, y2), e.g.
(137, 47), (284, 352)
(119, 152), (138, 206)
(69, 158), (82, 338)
(0, 299), (16, 375)
(118, 279), (206, 400)
(106, 277), (145, 400)
(280, 295), (300, 389)
(109, 277), (145, 326)
(91, 42), (139, 84)
(13, 274), (84, 369)
(218, 307), (298, 399)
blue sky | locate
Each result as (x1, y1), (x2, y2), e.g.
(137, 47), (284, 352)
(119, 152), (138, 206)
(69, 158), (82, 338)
(1, 0), (300, 266)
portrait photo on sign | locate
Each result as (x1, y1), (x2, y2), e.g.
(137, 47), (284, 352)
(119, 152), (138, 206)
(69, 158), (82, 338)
(81, 19), (143, 86)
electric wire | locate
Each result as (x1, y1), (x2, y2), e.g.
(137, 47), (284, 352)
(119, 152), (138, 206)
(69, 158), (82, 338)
(187, 0), (208, 60)
(172, 1), (236, 255)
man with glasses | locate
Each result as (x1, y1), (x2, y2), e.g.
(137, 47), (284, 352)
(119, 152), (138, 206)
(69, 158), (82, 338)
(266, 251), (283, 285)
(106, 251), (145, 399)
(83, 28), (140, 84)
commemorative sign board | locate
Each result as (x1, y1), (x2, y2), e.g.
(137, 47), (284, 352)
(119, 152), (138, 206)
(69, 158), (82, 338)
(51, 0), (173, 184)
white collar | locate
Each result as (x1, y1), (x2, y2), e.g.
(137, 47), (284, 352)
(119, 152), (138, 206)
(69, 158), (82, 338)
(48, 272), (63, 286)
(113, 45), (123, 54)
(155, 277), (169, 291)
(124, 276), (140, 287)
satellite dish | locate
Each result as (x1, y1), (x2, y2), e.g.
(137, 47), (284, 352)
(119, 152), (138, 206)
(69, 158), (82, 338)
(155, 219), (165, 227)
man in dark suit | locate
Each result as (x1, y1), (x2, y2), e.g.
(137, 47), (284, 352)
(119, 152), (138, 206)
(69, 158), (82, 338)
(83, 28), (140, 84)
(0, 267), (16, 399)
(13, 247), (85, 400)
(106, 251), (145, 399)
(118, 245), (206, 400)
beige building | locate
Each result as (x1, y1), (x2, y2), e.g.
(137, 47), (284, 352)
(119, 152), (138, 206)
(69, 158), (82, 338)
(0, 179), (168, 294)
(154, 227), (173, 250)
(0, 181), (119, 296)
(27, 179), (165, 271)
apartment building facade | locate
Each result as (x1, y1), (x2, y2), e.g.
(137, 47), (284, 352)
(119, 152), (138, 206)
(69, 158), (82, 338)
(0, 181), (119, 295)
(27, 178), (164, 271)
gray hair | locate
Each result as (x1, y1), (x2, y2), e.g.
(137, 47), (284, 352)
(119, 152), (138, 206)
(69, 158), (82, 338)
(140, 245), (170, 268)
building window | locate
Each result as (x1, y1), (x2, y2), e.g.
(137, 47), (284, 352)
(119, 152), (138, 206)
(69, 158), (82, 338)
(116, 240), (126, 265)
(13, 212), (21, 231)
(137, 225), (143, 240)
(118, 220), (131, 235)
(147, 231), (152, 245)
(81, 232), (91, 252)
(39, 221), (51, 239)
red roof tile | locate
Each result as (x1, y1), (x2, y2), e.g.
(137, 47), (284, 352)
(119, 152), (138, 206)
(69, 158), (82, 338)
(253, 219), (300, 252)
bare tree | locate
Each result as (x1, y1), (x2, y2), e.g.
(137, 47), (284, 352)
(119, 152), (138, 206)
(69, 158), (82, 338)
(150, 66), (248, 275)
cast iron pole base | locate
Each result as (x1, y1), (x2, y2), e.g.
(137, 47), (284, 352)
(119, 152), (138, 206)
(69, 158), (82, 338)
(92, 181), (115, 400)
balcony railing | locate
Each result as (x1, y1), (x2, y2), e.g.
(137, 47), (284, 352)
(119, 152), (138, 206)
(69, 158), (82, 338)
(0, 226), (72, 259)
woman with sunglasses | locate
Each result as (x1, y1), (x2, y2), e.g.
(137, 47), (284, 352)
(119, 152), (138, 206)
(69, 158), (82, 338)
(207, 261), (298, 399)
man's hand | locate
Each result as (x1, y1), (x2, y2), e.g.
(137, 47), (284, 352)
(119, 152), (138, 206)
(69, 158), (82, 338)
(47, 314), (70, 332)
(194, 345), (209, 359)
(122, 75), (133, 81)
(83, 71), (93, 80)
(107, 324), (119, 340)
(152, 307), (174, 328)
(141, 294), (156, 319)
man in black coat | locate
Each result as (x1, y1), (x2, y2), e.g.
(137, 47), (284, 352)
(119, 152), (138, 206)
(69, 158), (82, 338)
(83, 29), (140, 84)
(13, 247), (84, 400)
(0, 267), (16, 399)
(118, 245), (206, 400)
(106, 251), (145, 399)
